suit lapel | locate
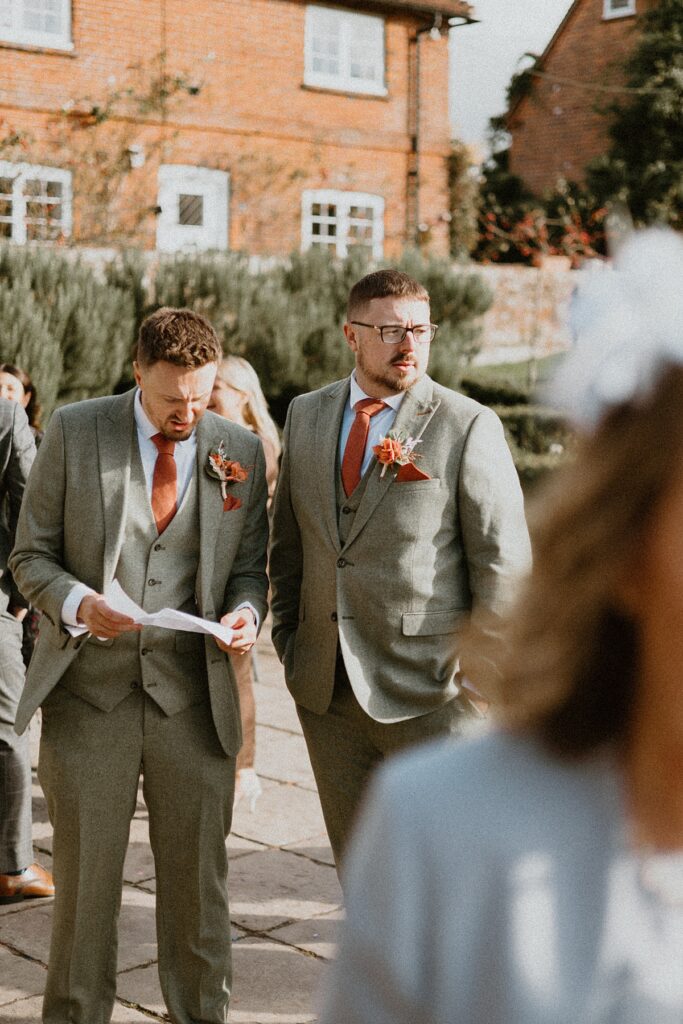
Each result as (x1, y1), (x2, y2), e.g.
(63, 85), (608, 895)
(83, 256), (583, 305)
(97, 390), (136, 587)
(196, 415), (226, 610)
(316, 379), (349, 553)
(342, 375), (440, 551)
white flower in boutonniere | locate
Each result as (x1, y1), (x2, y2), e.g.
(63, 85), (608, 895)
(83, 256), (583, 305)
(206, 441), (250, 511)
(372, 431), (423, 478)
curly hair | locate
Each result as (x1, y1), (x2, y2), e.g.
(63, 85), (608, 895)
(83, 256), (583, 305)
(136, 307), (222, 368)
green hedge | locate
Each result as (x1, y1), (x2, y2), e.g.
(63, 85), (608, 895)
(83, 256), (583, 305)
(0, 245), (136, 419)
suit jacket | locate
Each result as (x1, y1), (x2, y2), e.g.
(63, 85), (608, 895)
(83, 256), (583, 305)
(0, 398), (36, 616)
(9, 389), (269, 754)
(269, 374), (531, 722)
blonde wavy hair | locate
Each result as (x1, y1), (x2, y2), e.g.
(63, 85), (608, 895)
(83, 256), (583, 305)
(215, 356), (281, 459)
(474, 365), (683, 758)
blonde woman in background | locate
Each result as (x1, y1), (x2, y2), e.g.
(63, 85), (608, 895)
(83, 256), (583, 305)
(209, 356), (281, 809)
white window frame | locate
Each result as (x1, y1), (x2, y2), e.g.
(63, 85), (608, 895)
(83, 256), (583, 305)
(603, 0), (636, 19)
(304, 4), (387, 97)
(0, 161), (72, 243)
(156, 165), (229, 254)
(0, 0), (73, 50)
(302, 189), (384, 259)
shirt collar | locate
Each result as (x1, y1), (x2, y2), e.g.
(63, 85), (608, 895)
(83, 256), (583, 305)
(134, 388), (196, 448)
(349, 372), (406, 413)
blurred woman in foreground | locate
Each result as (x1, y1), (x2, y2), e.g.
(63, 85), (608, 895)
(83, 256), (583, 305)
(320, 230), (683, 1024)
(209, 356), (280, 810)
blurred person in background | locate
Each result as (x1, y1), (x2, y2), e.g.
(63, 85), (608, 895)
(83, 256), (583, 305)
(0, 364), (44, 666)
(320, 230), (683, 1024)
(0, 363), (44, 440)
(209, 355), (281, 809)
(0, 397), (53, 904)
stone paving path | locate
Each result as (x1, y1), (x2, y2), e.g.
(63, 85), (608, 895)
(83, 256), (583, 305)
(0, 634), (342, 1023)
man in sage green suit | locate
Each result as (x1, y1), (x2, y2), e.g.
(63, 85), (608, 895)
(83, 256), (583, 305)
(270, 270), (531, 869)
(10, 309), (269, 1024)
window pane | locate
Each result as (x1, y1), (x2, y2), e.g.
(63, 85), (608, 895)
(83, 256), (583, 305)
(0, 177), (14, 195)
(0, 222), (13, 238)
(178, 193), (204, 226)
(22, 0), (63, 35)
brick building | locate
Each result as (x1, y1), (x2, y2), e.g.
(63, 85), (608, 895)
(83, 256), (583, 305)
(0, 0), (473, 256)
(508, 0), (656, 196)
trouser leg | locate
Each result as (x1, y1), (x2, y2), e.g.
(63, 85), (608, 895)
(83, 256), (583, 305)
(230, 653), (255, 772)
(298, 659), (469, 873)
(38, 686), (142, 1024)
(0, 615), (32, 873)
(142, 697), (235, 1024)
(297, 666), (382, 871)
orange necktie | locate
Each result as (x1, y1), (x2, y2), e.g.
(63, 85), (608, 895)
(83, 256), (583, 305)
(151, 433), (178, 534)
(341, 398), (387, 497)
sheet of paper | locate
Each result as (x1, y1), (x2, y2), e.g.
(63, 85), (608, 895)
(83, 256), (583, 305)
(104, 580), (234, 646)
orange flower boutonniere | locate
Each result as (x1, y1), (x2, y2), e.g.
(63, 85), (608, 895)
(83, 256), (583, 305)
(207, 441), (250, 511)
(372, 431), (423, 478)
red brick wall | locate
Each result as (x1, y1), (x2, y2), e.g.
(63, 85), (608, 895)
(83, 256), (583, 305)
(0, 0), (453, 255)
(509, 0), (656, 196)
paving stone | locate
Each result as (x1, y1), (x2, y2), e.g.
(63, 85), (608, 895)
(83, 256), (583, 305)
(228, 849), (341, 932)
(282, 839), (335, 869)
(0, 994), (153, 1022)
(0, 947), (46, 1005)
(254, 726), (316, 791)
(0, 886), (157, 972)
(228, 938), (327, 1023)
(252, 682), (301, 736)
(269, 908), (343, 961)
(231, 779), (327, 849)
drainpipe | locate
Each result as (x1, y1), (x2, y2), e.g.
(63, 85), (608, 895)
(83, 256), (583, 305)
(405, 11), (476, 247)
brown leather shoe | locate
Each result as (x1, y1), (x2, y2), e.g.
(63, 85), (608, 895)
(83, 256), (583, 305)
(0, 863), (55, 904)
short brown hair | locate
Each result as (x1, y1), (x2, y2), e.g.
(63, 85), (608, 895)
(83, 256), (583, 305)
(347, 269), (429, 320)
(472, 365), (683, 759)
(136, 307), (222, 368)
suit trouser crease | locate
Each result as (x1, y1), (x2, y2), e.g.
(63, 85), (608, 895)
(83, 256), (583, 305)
(297, 661), (468, 869)
(0, 621), (33, 873)
(39, 686), (235, 1024)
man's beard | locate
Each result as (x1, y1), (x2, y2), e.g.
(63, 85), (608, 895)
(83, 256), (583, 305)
(161, 423), (195, 442)
(356, 349), (420, 394)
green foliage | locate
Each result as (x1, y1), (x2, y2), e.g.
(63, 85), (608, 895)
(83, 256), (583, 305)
(447, 140), (481, 260)
(149, 247), (493, 412)
(0, 245), (135, 418)
(460, 356), (573, 489)
(460, 354), (565, 406)
(586, 0), (683, 228)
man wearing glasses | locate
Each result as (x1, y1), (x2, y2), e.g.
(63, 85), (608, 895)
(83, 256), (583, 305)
(270, 269), (530, 871)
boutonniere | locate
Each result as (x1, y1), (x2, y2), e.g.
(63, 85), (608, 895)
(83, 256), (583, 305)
(373, 431), (423, 478)
(206, 441), (250, 511)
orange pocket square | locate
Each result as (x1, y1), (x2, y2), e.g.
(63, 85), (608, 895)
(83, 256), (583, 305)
(396, 463), (431, 482)
(223, 495), (243, 511)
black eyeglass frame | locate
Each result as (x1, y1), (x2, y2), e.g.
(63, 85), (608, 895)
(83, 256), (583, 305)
(349, 321), (439, 345)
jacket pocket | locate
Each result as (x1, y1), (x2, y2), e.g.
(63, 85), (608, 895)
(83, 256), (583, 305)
(401, 608), (466, 637)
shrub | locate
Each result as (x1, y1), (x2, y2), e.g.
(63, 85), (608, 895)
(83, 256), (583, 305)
(0, 245), (135, 417)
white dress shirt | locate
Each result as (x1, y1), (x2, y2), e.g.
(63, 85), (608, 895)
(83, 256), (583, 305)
(62, 390), (258, 634)
(338, 373), (406, 478)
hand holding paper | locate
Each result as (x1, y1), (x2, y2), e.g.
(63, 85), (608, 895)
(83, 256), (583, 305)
(103, 580), (235, 647)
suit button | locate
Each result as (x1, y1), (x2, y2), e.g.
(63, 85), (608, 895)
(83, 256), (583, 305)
(141, 648), (151, 656)
(337, 558), (346, 568)
(342, 506), (352, 515)
(148, 578), (160, 586)
(330, 612), (338, 622)
(153, 543), (164, 552)
(130, 681), (140, 689)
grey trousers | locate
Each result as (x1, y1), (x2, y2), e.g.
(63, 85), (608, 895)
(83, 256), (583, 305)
(0, 612), (32, 874)
(297, 657), (471, 872)
(39, 686), (236, 1024)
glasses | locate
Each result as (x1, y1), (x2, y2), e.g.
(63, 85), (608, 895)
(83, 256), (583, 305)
(350, 322), (439, 345)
